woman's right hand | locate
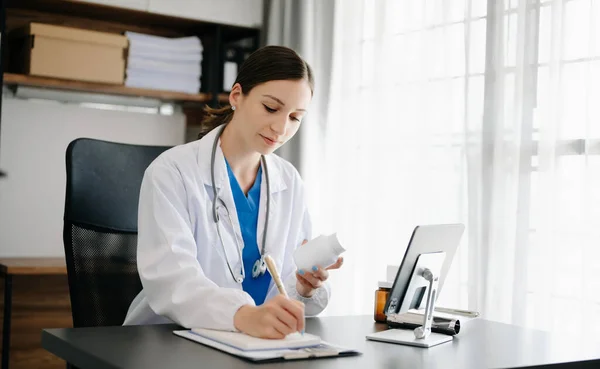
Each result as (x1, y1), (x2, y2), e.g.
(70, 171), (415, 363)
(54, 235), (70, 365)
(233, 295), (305, 339)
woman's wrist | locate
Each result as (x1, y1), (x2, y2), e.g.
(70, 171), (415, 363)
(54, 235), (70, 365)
(296, 280), (317, 298)
(233, 304), (256, 332)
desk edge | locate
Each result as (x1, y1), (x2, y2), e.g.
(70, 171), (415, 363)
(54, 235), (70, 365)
(42, 329), (116, 369)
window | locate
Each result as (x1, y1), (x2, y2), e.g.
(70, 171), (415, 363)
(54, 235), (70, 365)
(315, 0), (600, 339)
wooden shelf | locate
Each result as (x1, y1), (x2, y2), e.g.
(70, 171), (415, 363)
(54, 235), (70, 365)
(0, 257), (67, 275)
(3, 73), (213, 103)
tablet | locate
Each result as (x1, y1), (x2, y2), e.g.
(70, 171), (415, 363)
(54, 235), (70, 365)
(383, 224), (465, 316)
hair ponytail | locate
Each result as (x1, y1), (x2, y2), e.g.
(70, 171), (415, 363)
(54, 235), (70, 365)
(197, 105), (234, 139)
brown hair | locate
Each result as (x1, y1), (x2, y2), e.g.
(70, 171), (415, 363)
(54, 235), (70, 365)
(197, 45), (314, 139)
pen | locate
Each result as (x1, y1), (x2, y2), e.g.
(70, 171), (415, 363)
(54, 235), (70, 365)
(265, 255), (289, 297)
(264, 255), (304, 335)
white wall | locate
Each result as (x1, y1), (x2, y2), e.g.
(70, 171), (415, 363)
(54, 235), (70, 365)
(74, 0), (264, 28)
(75, 0), (149, 11)
(148, 0), (264, 28)
(0, 98), (186, 257)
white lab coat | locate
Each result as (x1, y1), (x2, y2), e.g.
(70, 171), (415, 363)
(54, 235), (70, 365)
(123, 125), (330, 331)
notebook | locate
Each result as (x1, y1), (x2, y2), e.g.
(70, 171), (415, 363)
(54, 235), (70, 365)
(173, 329), (361, 362)
(190, 328), (321, 351)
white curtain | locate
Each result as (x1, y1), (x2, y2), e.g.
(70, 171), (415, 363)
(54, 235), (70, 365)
(264, 0), (335, 172)
(305, 0), (600, 340)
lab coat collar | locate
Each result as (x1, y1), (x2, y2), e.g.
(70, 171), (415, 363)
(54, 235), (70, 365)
(196, 124), (286, 266)
(196, 124), (287, 194)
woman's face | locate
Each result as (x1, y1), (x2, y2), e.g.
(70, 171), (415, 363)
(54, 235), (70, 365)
(230, 79), (312, 155)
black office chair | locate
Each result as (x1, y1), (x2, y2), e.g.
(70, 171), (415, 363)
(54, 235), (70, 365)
(63, 138), (171, 328)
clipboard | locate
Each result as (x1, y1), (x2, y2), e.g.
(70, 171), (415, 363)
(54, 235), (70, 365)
(173, 330), (361, 362)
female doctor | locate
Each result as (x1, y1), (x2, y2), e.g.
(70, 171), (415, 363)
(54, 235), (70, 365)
(123, 46), (343, 339)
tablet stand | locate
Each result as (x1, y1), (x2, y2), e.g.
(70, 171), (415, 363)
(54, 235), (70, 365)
(366, 252), (453, 348)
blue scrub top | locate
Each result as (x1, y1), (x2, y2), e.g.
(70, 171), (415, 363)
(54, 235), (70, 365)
(225, 159), (272, 305)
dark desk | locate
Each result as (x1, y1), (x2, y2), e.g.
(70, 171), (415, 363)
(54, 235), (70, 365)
(41, 315), (600, 369)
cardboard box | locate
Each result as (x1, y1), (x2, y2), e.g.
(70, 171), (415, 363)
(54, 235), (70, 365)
(14, 23), (128, 84)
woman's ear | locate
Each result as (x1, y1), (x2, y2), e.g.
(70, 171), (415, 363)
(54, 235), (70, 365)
(229, 83), (243, 107)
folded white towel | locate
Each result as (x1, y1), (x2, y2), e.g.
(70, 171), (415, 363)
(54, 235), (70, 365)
(127, 57), (201, 76)
(128, 46), (203, 62)
(125, 31), (203, 51)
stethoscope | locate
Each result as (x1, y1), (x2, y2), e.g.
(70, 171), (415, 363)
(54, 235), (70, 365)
(210, 124), (271, 284)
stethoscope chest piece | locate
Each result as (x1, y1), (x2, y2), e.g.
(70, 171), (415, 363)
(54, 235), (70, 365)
(252, 257), (267, 279)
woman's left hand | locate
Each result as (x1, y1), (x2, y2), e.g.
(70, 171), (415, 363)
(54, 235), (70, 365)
(295, 240), (344, 298)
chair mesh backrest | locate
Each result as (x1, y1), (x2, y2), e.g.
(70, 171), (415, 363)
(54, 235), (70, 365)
(63, 138), (170, 327)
